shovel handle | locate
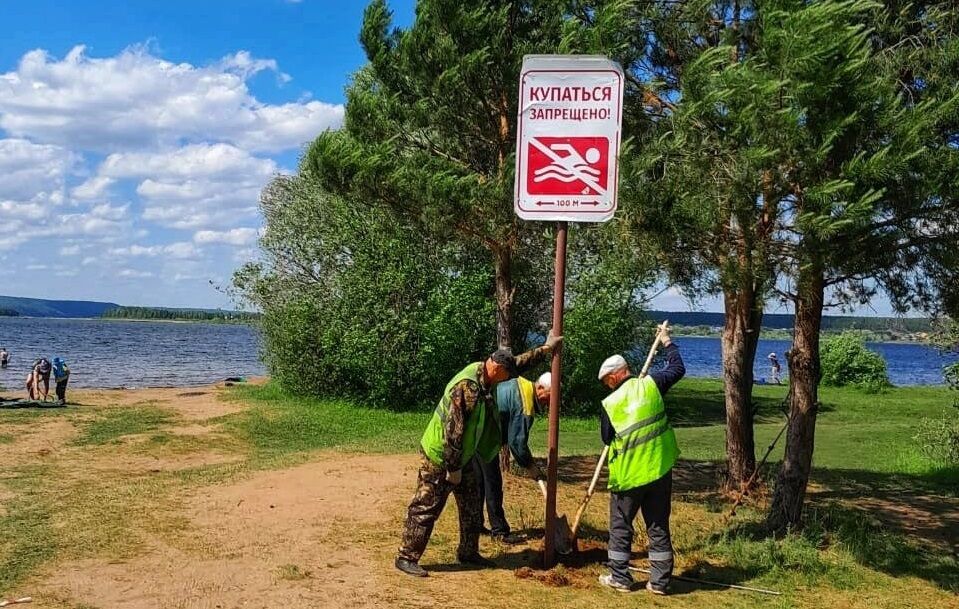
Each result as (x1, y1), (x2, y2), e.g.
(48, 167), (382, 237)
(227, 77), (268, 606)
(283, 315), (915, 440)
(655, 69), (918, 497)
(569, 445), (608, 537)
(537, 479), (548, 499)
(640, 321), (670, 379)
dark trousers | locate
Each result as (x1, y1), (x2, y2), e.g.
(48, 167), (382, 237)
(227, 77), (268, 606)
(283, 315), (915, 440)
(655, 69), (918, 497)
(56, 379), (68, 402)
(398, 453), (482, 563)
(607, 470), (674, 590)
(472, 455), (510, 535)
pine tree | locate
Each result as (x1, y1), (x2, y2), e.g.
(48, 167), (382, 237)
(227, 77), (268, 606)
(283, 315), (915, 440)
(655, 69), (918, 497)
(306, 0), (567, 349)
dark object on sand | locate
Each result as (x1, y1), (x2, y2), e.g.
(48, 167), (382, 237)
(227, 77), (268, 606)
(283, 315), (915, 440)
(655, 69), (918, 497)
(0, 397), (66, 409)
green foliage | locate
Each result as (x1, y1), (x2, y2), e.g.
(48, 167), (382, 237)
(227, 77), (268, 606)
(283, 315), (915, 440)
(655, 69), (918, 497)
(306, 0), (572, 347)
(914, 415), (959, 465)
(820, 332), (890, 390)
(561, 236), (654, 415)
(932, 318), (959, 407)
(102, 306), (258, 322)
(235, 169), (500, 408)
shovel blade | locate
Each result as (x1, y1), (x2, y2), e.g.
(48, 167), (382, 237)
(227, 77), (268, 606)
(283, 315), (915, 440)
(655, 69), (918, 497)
(555, 514), (573, 555)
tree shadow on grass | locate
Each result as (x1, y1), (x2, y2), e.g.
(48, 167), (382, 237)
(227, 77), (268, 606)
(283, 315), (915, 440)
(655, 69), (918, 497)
(557, 455), (724, 496)
(665, 386), (787, 428)
(703, 465), (959, 593)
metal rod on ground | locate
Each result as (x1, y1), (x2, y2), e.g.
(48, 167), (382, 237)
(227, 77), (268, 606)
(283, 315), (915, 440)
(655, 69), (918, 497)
(726, 418), (789, 519)
(628, 567), (781, 596)
(543, 221), (568, 569)
(0, 598), (32, 607)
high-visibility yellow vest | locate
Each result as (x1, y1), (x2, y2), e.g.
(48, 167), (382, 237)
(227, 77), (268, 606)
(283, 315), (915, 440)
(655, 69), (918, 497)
(421, 363), (501, 468)
(602, 376), (679, 491)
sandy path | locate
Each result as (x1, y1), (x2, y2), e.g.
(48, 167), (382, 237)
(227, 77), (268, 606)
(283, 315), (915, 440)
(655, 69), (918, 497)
(46, 454), (425, 609)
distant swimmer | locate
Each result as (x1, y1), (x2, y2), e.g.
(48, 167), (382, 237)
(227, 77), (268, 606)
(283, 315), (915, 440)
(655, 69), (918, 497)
(53, 357), (71, 405)
(0, 348), (8, 369)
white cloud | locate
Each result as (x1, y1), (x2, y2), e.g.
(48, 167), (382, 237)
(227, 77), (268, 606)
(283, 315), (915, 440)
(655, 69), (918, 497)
(0, 44), (336, 305)
(108, 241), (200, 260)
(0, 45), (343, 153)
(71, 176), (115, 200)
(194, 227), (259, 246)
(94, 143), (275, 230)
(118, 268), (154, 279)
(0, 138), (75, 204)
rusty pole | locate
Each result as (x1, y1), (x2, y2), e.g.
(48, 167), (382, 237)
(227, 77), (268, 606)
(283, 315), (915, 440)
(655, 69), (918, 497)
(543, 221), (568, 568)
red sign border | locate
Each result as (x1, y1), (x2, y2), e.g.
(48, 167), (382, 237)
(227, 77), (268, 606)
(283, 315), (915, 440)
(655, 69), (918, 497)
(515, 68), (623, 218)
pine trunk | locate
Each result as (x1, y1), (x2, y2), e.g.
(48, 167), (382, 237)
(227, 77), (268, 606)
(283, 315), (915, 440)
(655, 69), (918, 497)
(493, 246), (513, 350)
(493, 246), (513, 472)
(767, 267), (824, 532)
(722, 288), (762, 490)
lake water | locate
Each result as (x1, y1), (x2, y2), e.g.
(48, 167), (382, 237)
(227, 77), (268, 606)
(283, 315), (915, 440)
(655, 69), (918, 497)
(668, 336), (957, 386)
(0, 318), (953, 389)
(0, 317), (265, 389)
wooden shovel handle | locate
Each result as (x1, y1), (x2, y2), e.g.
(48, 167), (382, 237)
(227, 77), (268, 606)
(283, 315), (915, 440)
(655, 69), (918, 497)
(569, 444), (609, 537)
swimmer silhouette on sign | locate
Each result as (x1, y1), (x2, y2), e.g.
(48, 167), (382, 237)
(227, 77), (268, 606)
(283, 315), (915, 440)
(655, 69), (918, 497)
(529, 138), (606, 195)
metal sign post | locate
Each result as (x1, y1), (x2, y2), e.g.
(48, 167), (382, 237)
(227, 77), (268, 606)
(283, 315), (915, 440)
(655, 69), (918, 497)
(543, 220), (567, 565)
(513, 55), (624, 569)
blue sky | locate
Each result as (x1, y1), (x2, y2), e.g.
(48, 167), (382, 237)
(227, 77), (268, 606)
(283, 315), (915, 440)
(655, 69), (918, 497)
(0, 1), (894, 315)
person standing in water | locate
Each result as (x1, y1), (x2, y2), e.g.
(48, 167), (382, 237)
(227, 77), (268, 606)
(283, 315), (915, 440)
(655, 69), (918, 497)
(0, 348), (9, 369)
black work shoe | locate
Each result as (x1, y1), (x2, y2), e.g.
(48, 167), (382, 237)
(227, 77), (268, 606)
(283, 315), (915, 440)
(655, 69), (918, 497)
(395, 557), (428, 577)
(457, 553), (496, 568)
(480, 526), (493, 536)
(491, 532), (523, 545)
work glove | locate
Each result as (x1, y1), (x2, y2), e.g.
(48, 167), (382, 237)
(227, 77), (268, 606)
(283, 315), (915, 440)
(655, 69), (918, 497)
(544, 331), (564, 351)
(446, 469), (462, 485)
(660, 324), (673, 347)
(526, 465), (546, 482)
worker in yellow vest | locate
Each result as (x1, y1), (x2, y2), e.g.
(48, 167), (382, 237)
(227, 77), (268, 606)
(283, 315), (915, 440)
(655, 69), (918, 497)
(396, 333), (561, 577)
(472, 371), (552, 544)
(596, 327), (685, 594)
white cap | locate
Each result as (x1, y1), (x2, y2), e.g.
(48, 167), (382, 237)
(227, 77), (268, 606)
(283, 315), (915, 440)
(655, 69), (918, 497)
(768, 352), (777, 358)
(598, 354), (629, 380)
(536, 372), (551, 391)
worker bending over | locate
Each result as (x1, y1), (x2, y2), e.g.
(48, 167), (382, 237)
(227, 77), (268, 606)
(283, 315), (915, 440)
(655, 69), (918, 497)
(597, 327), (685, 594)
(472, 371), (552, 544)
(396, 333), (561, 577)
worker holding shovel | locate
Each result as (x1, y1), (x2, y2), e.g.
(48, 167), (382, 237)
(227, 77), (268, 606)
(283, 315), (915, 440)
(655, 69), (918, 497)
(597, 325), (685, 594)
(472, 371), (552, 544)
(395, 333), (562, 578)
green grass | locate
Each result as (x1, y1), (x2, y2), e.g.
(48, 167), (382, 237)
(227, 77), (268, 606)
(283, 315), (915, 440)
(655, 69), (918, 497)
(228, 379), (957, 488)
(0, 466), (57, 593)
(71, 404), (174, 446)
(0, 434), (13, 445)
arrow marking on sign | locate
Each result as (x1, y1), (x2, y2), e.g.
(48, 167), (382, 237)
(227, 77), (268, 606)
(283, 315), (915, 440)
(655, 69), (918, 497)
(529, 138), (607, 195)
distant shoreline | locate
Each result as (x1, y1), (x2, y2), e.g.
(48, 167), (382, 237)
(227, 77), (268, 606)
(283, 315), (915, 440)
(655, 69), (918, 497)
(0, 316), (254, 325)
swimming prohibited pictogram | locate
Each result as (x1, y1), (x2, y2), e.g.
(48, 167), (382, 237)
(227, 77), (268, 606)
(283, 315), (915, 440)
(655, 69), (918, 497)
(527, 136), (610, 196)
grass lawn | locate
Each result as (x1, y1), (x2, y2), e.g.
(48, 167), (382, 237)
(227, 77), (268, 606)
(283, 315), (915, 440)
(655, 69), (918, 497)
(228, 378), (959, 602)
(0, 379), (955, 608)
(230, 378), (958, 486)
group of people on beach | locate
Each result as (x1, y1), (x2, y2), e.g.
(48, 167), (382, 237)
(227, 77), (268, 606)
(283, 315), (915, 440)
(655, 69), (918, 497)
(0, 348), (71, 405)
(26, 356), (71, 404)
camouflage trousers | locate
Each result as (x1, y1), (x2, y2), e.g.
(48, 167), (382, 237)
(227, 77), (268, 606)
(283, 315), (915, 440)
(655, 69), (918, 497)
(398, 453), (482, 563)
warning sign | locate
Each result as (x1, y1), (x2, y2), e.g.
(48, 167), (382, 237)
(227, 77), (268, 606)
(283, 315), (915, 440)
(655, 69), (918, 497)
(514, 56), (624, 222)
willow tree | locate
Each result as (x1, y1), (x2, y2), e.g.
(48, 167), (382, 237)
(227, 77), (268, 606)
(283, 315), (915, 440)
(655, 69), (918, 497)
(307, 0), (569, 349)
